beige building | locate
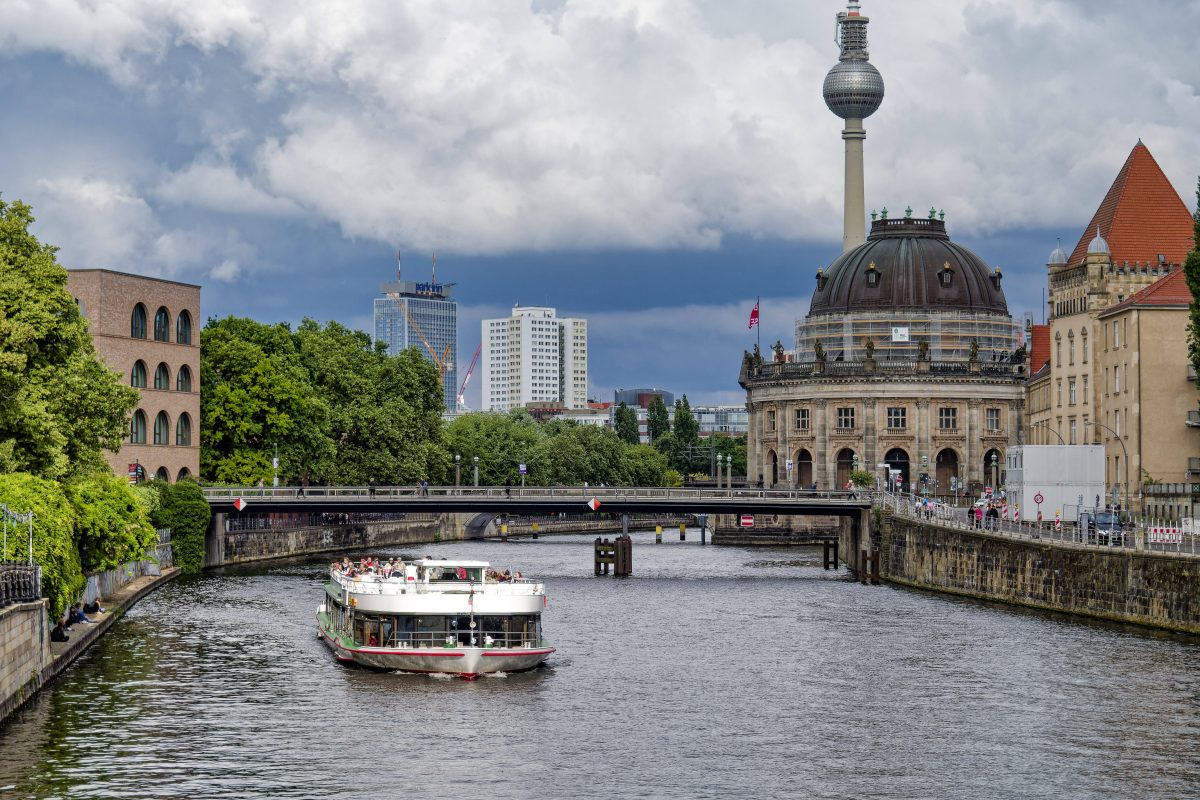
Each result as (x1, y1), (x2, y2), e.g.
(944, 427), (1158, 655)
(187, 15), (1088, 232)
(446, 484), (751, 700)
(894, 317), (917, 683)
(66, 270), (200, 482)
(1095, 271), (1200, 515)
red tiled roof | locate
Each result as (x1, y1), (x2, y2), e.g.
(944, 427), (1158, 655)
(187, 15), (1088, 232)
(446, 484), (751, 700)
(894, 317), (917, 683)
(1067, 142), (1194, 268)
(1028, 324), (1050, 372)
(1099, 269), (1195, 318)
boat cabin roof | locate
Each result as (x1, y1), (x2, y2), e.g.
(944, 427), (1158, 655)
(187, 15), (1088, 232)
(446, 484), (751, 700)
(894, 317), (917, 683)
(413, 559), (490, 569)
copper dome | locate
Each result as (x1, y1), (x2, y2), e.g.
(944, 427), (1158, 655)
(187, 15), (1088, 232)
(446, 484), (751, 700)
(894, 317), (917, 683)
(809, 217), (1009, 316)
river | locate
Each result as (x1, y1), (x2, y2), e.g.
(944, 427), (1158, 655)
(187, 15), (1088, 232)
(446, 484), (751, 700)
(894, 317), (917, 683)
(2, 531), (1199, 799)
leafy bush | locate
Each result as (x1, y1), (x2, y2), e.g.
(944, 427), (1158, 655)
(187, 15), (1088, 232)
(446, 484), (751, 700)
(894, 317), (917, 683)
(151, 480), (210, 574)
(66, 472), (157, 573)
(0, 472), (83, 620)
(849, 469), (876, 488)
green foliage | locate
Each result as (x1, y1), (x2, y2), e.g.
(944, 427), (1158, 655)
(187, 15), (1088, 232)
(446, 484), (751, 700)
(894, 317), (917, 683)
(849, 469), (876, 488)
(673, 396), (699, 443)
(1185, 177), (1200, 400)
(0, 473), (83, 620)
(621, 445), (668, 486)
(663, 469), (684, 488)
(151, 480), (210, 574)
(614, 402), (639, 445)
(646, 395), (670, 442)
(533, 423), (629, 486)
(0, 197), (137, 479)
(446, 411), (542, 486)
(65, 472), (157, 573)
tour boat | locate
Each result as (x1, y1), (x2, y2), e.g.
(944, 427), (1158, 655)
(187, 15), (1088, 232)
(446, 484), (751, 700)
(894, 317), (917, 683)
(316, 557), (554, 679)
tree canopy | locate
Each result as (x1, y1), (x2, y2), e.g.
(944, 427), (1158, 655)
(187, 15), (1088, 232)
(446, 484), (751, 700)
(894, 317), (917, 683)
(646, 395), (670, 442)
(0, 197), (137, 479)
(614, 402), (639, 445)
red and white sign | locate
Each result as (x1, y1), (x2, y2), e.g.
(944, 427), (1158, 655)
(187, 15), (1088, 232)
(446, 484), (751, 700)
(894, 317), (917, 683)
(1033, 492), (1044, 505)
(740, 514), (755, 528)
(587, 497), (601, 511)
(233, 498), (248, 512)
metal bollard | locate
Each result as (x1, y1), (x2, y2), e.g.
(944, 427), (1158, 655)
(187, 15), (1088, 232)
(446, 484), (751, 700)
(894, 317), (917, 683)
(679, 523), (686, 541)
(655, 525), (662, 544)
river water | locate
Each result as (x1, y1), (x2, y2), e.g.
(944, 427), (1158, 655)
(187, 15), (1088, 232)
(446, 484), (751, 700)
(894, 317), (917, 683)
(2, 531), (1199, 799)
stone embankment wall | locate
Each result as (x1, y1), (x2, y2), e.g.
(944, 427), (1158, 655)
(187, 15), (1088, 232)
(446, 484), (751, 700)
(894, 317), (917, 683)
(713, 513), (840, 545)
(0, 600), (50, 722)
(880, 512), (1200, 634)
(495, 514), (691, 537)
(218, 514), (465, 566)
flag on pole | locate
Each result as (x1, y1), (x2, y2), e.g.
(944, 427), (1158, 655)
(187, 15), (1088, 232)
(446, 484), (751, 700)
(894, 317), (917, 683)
(748, 300), (760, 330)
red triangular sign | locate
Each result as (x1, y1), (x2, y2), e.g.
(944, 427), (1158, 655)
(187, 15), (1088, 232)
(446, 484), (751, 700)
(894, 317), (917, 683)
(587, 497), (601, 511)
(233, 498), (247, 512)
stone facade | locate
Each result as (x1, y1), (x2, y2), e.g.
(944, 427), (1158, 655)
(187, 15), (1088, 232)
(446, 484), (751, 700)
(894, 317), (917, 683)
(66, 270), (201, 482)
(878, 512), (1200, 634)
(742, 359), (1023, 499)
(0, 600), (51, 722)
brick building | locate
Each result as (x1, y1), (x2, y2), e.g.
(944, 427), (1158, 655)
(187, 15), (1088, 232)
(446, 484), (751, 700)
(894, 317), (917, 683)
(66, 270), (200, 482)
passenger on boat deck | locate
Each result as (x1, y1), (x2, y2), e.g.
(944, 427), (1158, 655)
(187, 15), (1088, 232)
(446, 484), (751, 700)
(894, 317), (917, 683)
(512, 571), (522, 581)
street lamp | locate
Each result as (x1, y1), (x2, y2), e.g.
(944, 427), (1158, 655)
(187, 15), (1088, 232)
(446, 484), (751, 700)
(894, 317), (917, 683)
(991, 452), (999, 495)
(1034, 420), (1065, 445)
(473, 455), (479, 487)
(455, 454), (461, 489)
(1085, 421), (1129, 513)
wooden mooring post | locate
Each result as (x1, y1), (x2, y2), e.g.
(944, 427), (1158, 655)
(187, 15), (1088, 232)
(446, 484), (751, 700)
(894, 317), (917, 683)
(860, 549), (881, 585)
(594, 535), (632, 576)
(822, 539), (838, 570)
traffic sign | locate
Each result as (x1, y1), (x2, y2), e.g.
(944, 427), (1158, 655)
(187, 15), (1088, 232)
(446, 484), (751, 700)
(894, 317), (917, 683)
(519, 464), (527, 475)
(785, 459), (793, 471)
(587, 497), (601, 511)
(740, 514), (755, 528)
(1033, 492), (1044, 505)
(233, 498), (248, 512)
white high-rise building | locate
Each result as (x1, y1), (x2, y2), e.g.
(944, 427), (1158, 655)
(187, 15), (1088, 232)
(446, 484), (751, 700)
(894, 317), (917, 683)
(481, 307), (588, 412)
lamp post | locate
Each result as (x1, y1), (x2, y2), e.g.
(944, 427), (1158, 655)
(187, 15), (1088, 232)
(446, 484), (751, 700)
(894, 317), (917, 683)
(1085, 421), (1129, 513)
(991, 452), (999, 496)
(473, 455), (479, 487)
(1034, 420), (1065, 445)
(454, 454), (461, 489)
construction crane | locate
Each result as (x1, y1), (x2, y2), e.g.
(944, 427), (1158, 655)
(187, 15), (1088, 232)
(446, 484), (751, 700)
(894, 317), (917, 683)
(456, 344), (481, 411)
(399, 304), (453, 389)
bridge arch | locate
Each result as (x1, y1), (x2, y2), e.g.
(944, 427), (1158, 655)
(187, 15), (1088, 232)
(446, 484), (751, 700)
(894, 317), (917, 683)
(884, 448), (910, 490)
(794, 448), (813, 488)
(935, 448), (960, 495)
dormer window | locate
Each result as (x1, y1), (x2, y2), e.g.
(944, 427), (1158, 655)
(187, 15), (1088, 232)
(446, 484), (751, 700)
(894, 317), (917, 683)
(865, 262), (880, 287)
(939, 261), (953, 287)
(991, 266), (1002, 289)
(816, 267), (828, 291)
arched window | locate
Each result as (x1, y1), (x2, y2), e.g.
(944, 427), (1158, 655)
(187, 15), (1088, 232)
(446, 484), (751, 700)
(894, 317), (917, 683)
(864, 262), (880, 287)
(155, 467), (170, 482)
(131, 304), (148, 339)
(177, 467), (191, 482)
(176, 365), (193, 392)
(176, 310), (193, 345)
(131, 360), (147, 388)
(130, 410), (147, 444)
(939, 262), (953, 287)
(154, 411), (170, 445)
(154, 307), (170, 342)
(154, 363), (171, 390)
(176, 413), (192, 446)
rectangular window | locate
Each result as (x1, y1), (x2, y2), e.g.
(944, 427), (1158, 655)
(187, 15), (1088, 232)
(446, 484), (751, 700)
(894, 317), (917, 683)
(1069, 418), (1077, 445)
(1113, 321), (1120, 349)
(794, 408), (810, 431)
(1115, 409), (1121, 437)
(986, 407), (1000, 431)
(1056, 380), (1062, 407)
(767, 410), (776, 432)
(1069, 379), (1076, 406)
(938, 407), (957, 430)
(887, 407), (906, 430)
(1082, 376), (1088, 404)
(1114, 366), (1121, 393)
(837, 407), (855, 430)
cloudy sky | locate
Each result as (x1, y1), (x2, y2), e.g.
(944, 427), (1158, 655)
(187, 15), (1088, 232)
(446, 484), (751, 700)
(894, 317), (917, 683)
(2, 0), (1197, 407)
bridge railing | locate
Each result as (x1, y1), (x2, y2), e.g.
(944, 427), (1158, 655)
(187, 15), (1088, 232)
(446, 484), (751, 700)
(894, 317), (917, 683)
(878, 491), (1200, 556)
(202, 485), (868, 504)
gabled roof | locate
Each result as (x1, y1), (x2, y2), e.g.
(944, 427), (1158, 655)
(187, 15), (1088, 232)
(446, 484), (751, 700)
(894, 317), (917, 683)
(1067, 142), (1193, 268)
(1099, 269), (1194, 318)
(1028, 324), (1050, 372)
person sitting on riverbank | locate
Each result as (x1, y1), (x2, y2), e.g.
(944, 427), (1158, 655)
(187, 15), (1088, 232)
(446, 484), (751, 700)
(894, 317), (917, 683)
(68, 603), (95, 625)
(83, 599), (105, 615)
(50, 616), (69, 642)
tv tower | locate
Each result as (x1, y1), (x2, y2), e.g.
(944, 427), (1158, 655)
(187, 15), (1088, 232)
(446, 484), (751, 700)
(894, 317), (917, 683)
(823, 0), (885, 252)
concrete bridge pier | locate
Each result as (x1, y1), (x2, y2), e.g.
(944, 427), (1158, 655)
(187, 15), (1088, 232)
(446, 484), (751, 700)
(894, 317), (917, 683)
(838, 509), (877, 584)
(204, 512), (226, 569)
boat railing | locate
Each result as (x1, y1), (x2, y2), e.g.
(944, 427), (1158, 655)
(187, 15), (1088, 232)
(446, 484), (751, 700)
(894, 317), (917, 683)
(359, 629), (548, 650)
(330, 571), (540, 595)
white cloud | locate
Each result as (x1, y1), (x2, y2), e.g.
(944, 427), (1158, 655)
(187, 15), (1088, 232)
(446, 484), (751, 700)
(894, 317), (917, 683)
(4, 0), (1198, 256)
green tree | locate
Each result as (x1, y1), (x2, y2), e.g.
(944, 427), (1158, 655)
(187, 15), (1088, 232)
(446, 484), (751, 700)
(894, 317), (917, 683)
(0, 472), (83, 619)
(151, 479), (211, 574)
(533, 423), (629, 486)
(621, 444), (668, 486)
(65, 472), (157, 573)
(446, 411), (542, 486)
(673, 395), (699, 443)
(849, 469), (876, 488)
(646, 395), (670, 442)
(614, 402), (639, 445)
(0, 198), (137, 479)
(1185, 178), (1200, 395)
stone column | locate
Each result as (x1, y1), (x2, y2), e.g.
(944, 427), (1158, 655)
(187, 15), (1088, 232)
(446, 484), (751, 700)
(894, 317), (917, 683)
(863, 398), (877, 472)
(815, 399), (829, 488)
(967, 399), (981, 484)
(916, 398), (931, 468)
(842, 118), (867, 252)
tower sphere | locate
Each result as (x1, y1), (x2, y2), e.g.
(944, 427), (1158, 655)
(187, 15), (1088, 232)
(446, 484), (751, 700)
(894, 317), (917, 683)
(823, 60), (885, 120)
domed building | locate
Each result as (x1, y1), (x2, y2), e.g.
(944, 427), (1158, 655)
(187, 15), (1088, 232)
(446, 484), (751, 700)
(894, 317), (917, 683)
(738, 2), (1025, 498)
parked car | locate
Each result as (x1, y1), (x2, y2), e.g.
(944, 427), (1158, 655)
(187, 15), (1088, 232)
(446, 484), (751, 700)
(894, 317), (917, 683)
(1077, 511), (1126, 545)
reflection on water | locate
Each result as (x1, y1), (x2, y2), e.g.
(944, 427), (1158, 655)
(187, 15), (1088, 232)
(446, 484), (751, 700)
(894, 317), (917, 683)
(2, 532), (1199, 799)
